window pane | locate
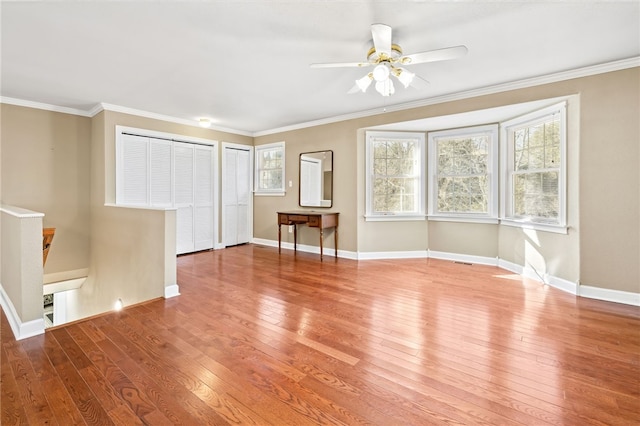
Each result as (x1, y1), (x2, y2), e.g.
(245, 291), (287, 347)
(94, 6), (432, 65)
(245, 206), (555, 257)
(368, 133), (423, 216)
(513, 171), (559, 221)
(509, 109), (562, 223)
(255, 143), (285, 192)
(433, 131), (492, 215)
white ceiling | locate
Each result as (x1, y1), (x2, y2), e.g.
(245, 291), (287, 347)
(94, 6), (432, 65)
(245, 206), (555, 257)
(2, 1), (639, 135)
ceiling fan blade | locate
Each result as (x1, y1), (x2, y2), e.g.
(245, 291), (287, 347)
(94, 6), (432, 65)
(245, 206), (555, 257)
(400, 45), (468, 65)
(310, 61), (371, 68)
(371, 23), (392, 56)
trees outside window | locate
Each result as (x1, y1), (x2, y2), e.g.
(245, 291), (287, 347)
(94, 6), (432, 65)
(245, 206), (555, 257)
(428, 125), (498, 220)
(502, 102), (566, 229)
(254, 142), (285, 196)
(366, 131), (425, 219)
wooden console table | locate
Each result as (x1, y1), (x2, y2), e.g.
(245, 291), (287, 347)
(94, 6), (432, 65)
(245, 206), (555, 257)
(278, 211), (339, 260)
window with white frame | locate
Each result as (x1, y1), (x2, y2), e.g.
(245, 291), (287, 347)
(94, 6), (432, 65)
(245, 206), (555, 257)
(365, 131), (425, 220)
(254, 141), (285, 195)
(502, 102), (566, 230)
(428, 124), (498, 221)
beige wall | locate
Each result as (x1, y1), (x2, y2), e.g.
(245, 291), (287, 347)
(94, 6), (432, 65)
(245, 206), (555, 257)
(254, 68), (639, 294)
(0, 104), (91, 275)
(578, 71), (639, 293)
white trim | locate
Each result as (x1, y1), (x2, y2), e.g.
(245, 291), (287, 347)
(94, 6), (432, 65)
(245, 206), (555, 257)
(499, 219), (569, 235)
(3, 58), (637, 137)
(427, 216), (499, 225)
(0, 204), (45, 218)
(0, 284), (45, 340)
(498, 258), (578, 294)
(251, 238), (356, 260)
(579, 285), (640, 307)
(358, 250), (429, 260)
(43, 277), (86, 295)
(164, 284), (181, 299)
(0, 96), (93, 117)
(43, 268), (90, 284)
(248, 241), (639, 306)
(99, 103), (252, 136)
(116, 125), (219, 147)
(364, 214), (427, 222)
(429, 250), (498, 266)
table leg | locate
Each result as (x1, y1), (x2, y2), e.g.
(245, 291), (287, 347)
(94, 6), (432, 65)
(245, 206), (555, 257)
(334, 226), (338, 258)
(319, 228), (324, 261)
(293, 224), (297, 253)
(278, 224), (282, 254)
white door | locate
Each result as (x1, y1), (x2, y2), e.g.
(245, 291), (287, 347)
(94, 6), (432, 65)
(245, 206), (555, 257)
(223, 145), (252, 247)
(174, 142), (195, 254)
(300, 156), (322, 206)
(194, 145), (214, 251)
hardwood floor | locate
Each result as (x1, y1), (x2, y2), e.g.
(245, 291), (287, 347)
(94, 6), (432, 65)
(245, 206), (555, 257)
(2, 244), (639, 425)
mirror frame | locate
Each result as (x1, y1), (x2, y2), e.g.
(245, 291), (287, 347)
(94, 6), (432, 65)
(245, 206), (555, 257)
(299, 150), (333, 208)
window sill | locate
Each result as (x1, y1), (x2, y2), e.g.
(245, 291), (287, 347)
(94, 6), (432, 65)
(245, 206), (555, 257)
(254, 191), (286, 197)
(364, 214), (427, 222)
(500, 219), (568, 234)
(428, 215), (499, 225)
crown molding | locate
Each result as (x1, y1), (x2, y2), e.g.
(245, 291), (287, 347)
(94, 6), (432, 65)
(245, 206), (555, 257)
(0, 96), (94, 117)
(253, 56), (640, 137)
(3, 57), (638, 138)
(91, 103), (253, 137)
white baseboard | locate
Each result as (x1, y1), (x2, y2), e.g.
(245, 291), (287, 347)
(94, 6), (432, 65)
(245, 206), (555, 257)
(252, 238), (358, 259)
(358, 250), (428, 260)
(429, 250), (498, 266)
(0, 283), (45, 340)
(164, 284), (180, 299)
(498, 258), (579, 295)
(579, 285), (640, 306)
(252, 239), (639, 307)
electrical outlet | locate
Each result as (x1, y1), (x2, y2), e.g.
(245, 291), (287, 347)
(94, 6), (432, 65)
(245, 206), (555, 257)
(288, 225), (294, 233)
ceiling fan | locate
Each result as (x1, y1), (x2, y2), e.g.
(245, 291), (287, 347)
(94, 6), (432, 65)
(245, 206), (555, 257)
(311, 23), (468, 97)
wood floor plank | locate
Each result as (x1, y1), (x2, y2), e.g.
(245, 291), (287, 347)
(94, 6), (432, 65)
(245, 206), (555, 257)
(2, 244), (640, 425)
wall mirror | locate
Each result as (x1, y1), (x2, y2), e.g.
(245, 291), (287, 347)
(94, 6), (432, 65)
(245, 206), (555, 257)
(299, 150), (333, 208)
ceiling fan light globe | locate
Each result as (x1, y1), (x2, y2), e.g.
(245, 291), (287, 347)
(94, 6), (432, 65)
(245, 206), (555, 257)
(397, 69), (415, 88)
(375, 79), (395, 97)
(356, 74), (373, 92)
(372, 64), (390, 82)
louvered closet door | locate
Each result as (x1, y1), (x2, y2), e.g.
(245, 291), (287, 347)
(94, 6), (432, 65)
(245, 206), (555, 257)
(149, 139), (172, 207)
(235, 149), (251, 244)
(223, 147), (251, 247)
(193, 146), (214, 251)
(223, 148), (239, 246)
(174, 142), (195, 254)
(118, 134), (149, 205)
